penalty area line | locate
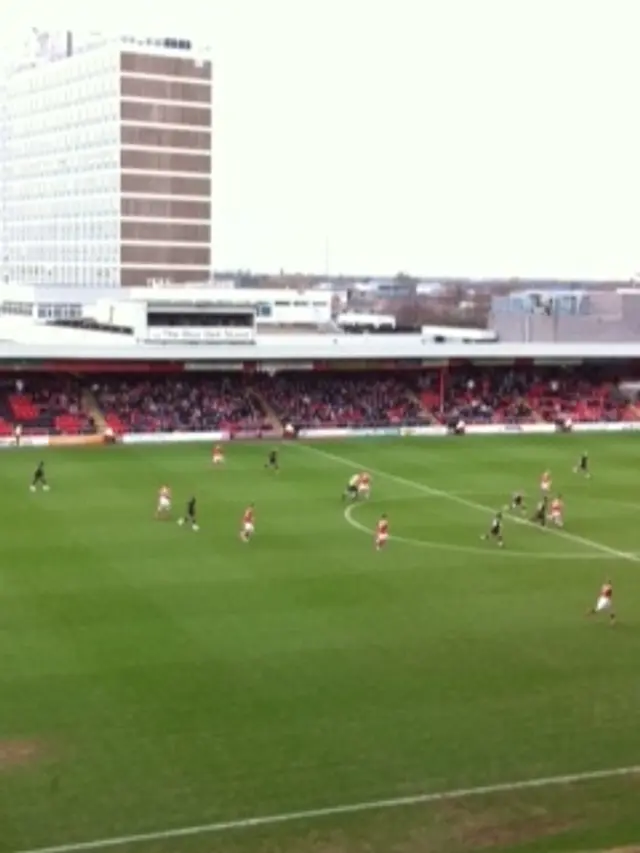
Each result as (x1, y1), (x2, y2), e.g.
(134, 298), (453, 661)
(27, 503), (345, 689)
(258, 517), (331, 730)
(300, 444), (640, 564)
(15, 765), (640, 853)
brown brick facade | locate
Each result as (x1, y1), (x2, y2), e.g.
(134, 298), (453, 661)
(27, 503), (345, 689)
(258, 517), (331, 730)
(121, 173), (210, 197)
(121, 267), (210, 287)
(121, 245), (210, 266)
(121, 125), (210, 150)
(121, 198), (211, 219)
(121, 221), (210, 243)
(121, 149), (210, 174)
(118, 50), (213, 287)
(121, 101), (210, 127)
(121, 52), (212, 81)
(121, 75), (211, 104)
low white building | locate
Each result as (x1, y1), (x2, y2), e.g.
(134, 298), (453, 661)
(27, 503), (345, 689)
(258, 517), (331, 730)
(420, 325), (498, 343)
(337, 312), (396, 330)
(86, 287), (334, 333)
(0, 282), (109, 321)
(0, 284), (334, 329)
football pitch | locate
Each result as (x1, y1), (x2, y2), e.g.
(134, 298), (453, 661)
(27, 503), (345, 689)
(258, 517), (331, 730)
(3, 434), (640, 853)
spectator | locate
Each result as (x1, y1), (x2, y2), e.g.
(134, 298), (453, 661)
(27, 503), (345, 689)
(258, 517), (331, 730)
(93, 376), (270, 434)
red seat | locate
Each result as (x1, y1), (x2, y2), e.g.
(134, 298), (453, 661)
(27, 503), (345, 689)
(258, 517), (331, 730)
(54, 414), (83, 435)
(9, 394), (38, 421)
(421, 391), (440, 408)
(105, 413), (126, 433)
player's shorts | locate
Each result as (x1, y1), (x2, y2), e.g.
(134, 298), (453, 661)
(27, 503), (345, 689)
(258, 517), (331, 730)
(212, 454), (224, 464)
(243, 522), (255, 535)
(376, 532), (388, 544)
(541, 482), (550, 492)
(347, 485), (358, 496)
(158, 496), (171, 511)
(596, 596), (611, 612)
(358, 483), (370, 495)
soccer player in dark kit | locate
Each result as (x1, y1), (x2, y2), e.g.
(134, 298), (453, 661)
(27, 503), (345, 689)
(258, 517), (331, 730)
(265, 449), (279, 471)
(574, 451), (590, 478)
(482, 511), (504, 547)
(178, 496), (199, 531)
(532, 495), (548, 526)
(30, 461), (50, 492)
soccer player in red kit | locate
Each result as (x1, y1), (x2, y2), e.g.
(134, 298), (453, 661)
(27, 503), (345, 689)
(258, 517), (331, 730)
(375, 514), (389, 550)
(240, 504), (255, 542)
(588, 581), (615, 624)
(156, 485), (171, 519)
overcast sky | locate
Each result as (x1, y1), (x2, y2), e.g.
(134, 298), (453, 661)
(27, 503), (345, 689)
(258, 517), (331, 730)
(2, 0), (638, 278)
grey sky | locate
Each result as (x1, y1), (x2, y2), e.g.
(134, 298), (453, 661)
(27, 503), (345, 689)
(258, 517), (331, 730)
(3, 0), (638, 277)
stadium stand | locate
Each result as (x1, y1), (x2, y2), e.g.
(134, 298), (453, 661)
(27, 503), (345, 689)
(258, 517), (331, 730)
(435, 367), (633, 424)
(0, 368), (636, 435)
(253, 372), (428, 427)
(91, 376), (271, 434)
(0, 377), (95, 435)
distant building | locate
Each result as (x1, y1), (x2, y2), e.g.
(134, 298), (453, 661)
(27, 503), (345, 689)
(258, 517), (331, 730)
(490, 288), (640, 342)
(1, 31), (213, 289)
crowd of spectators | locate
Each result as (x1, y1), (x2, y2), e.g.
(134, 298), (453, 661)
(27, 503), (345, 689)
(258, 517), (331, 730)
(0, 377), (94, 435)
(255, 372), (427, 427)
(92, 376), (270, 434)
(436, 367), (633, 424)
(0, 368), (637, 436)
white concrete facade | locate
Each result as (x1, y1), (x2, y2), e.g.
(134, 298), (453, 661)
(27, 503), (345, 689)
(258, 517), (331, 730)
(0, 334), (635, 362)
(1, 32), (214, 291)
(2, 43), (121, 288)
(109, 287), (334, 326)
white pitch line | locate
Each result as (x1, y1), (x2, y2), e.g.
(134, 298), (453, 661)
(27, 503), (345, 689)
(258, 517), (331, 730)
(14, 765), (640, 853)
(300, 445), (639, 563)
(343, 503), (621, 561)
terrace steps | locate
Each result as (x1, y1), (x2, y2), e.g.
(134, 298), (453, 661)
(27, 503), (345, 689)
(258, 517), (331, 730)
(627, 403), (640, 419)
(408, 389), (436, 423)
(81, 389), (108, 434)
(248, 389), (283, 432)
(530, 407), (545, 422)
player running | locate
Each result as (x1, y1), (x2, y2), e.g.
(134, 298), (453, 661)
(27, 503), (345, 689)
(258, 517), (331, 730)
(265, 449), (279, 472)
(358, 472), (372, 499)
(549, 495), (564, 528)
(177, 496), (199, 531)
(540, 470), (552, 494)
(574, 451), (590, 478)
(532, 495), (548, 526)
(240, 504), (255, 542)
(212, 445), (225, 465)
(30, 461), (50, 492)
(156, 485), (171, 519)
(375, 514), (389, 550)
(587, 581), (615, 624)
(343, 473), (360, 501)
(508, 491), (526, 514)
(482, 511), (504, 547)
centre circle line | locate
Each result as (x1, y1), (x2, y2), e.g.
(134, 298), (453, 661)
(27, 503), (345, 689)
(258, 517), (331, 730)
(343, 501), (623, 561)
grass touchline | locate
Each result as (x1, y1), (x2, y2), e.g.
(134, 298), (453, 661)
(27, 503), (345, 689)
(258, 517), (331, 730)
(14, 764), (640, 853)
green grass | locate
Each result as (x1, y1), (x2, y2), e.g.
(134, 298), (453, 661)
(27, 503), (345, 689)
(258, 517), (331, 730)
(2, 434), (640, 853)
